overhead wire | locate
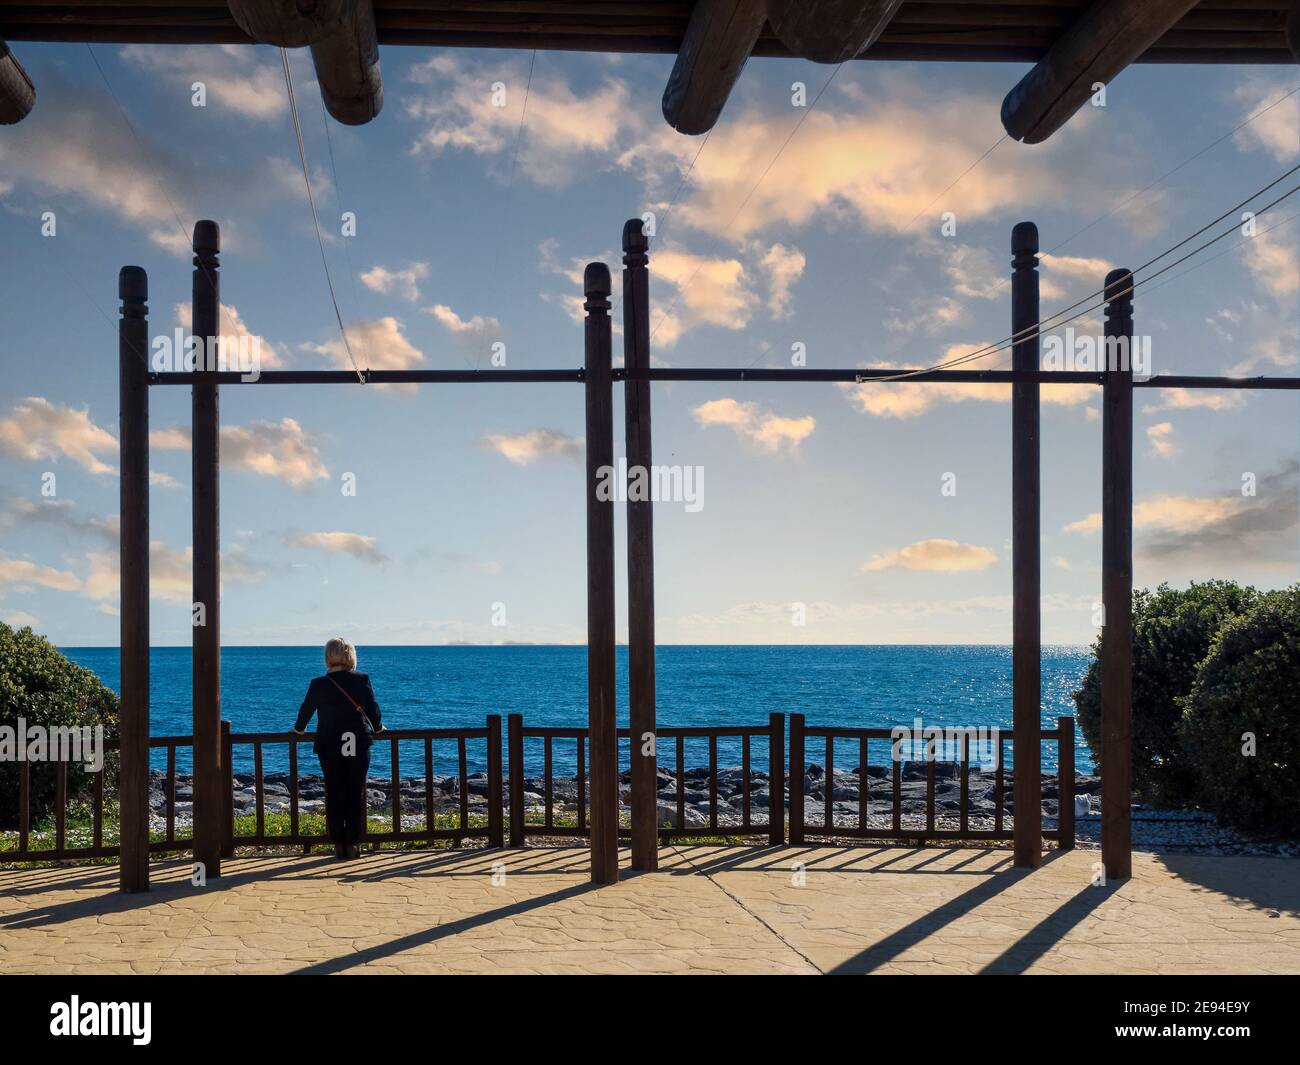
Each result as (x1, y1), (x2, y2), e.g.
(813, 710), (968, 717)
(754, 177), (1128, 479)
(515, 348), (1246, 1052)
(279, 48), (365, 383)
(868, 168), (1300, 382)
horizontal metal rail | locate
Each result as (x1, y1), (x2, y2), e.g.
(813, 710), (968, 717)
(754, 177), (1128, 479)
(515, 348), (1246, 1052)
(146, 368), (1300, 389)
(148, 369), (585, 385)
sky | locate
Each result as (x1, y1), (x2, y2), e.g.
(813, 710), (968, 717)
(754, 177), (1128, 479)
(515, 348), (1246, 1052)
(0, 41), (1297, 647)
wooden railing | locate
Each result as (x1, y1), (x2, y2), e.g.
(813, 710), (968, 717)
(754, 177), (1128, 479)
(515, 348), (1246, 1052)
(5, 734), (195, 862)
(789, 714), (1075, 847)
(4, 712), (1079, 863)
(222, 717), (503, 851)
(1, 717), (504, 863)
(507, 713), (785, 844)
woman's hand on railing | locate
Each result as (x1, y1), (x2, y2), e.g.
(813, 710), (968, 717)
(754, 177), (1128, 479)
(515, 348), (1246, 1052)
(290, 728), (307, 736)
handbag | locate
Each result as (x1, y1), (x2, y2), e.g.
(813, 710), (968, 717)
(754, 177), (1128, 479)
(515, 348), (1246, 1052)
(325, 674), (377, 735)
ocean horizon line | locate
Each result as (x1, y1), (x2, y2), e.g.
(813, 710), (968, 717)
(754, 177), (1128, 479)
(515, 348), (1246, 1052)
(58, 641), (1092, 651)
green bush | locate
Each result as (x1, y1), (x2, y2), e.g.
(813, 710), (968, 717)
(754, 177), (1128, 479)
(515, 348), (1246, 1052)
(1179, 588), (1300, 837)
(1073, 580), (1260, 805)
(0, 623), (119, 830)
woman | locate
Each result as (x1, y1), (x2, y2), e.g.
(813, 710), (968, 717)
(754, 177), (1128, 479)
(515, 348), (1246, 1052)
(291, 637), (384, 860)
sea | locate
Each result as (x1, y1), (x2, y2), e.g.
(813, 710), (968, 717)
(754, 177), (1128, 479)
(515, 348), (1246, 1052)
(61, 645), (1095, 779)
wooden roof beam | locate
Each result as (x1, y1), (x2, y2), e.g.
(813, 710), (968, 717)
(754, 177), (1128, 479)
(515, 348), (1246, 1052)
(767, 0), (906, 64)
(0, 37), (35, 124)
(226, 1), (352, 48)
(311, 0), (382, 124)
(662, 0), (765, 135)
(1001, 0), (1200, 144)
(1288, 1), (1300, 63)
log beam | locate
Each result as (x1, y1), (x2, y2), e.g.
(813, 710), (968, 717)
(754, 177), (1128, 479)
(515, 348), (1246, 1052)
(0, 38), (35, 124)
(766, 0), (905, 64)
(1288, 0), (1300, 63)
(226, 1), (351, 48)
(311, 0), (383, 124)
(1001, 0), (1200, 143)
(661, 0), (765, 135)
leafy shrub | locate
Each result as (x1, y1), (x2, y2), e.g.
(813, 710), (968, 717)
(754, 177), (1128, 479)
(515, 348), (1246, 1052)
(0, 623), (119, 829)
(1073, 581), (1260, 805)
(1179, 588), (1300, 837)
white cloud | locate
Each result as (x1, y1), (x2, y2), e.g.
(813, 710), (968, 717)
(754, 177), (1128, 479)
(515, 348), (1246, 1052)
(692, 398), (815, 453)
(121, 44), (285, 120)
(306, 317), (426, 390)
(284, 531), (386, 564)
(84, 542), (264, 603)
(1237, 225), (1299, 299)
(405, 53), (633, 187)
(479, 429), (583, 465)
(862, 538), (998, 573)
(0, 398), (117, 475)
(757, 243), (806, 317)
(941, 243), (1002, 300)
(1141, 388), (1248, 414)
(176, 301), (288, 368)
(1, 610), (40, 628)
(152, 418), (328, 488)
(424, 304), (503, 362)
(837, 352), (1094, 419)
(0, 70), (199, 254)
(1040, 253), (1113, 301)
(361, 262), (431, 302)
(1146, 421), (1180, 459)
(1065, 494), (1241, 536)
(622, 77), (1112, 243)
(1232, 73), (1299, 163)
(0, 554), (82, 592)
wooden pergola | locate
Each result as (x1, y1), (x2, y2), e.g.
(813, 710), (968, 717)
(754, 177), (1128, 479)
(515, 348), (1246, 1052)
(5, 3), (1295, 890)
(2, 2), (1299, 131)
(110, 213), (1300, 893)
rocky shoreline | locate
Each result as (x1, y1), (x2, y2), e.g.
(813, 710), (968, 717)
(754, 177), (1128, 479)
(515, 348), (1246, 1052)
(144, 763), (1296, 855)
(152, 762), (1098, 825)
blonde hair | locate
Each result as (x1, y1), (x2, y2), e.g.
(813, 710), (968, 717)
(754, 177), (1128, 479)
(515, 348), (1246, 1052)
(324, 637), (357, 672)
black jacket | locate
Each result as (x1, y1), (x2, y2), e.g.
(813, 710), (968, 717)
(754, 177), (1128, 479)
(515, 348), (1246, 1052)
(294, 670), (383, 756)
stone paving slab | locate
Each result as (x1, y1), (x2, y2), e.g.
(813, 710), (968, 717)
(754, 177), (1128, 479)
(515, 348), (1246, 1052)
(1, 846), (1296, 974)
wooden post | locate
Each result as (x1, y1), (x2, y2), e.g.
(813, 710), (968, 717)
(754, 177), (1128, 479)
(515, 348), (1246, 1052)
(789, 713), (805, 844)
(191, 220), (222, 879)
(486, 714), (504, 848)
(1058, 715), (1075, 851)
(508, 713), (525, 847)
(1011, 221), (1042, 869)
(221, 719), (234, 859)
(622, 219), (658, 873)
(118, 265), (150, 893)
(1101, 268), (1134, 880)
(584, 262), (619, 885)
(768, 712), (785, 845)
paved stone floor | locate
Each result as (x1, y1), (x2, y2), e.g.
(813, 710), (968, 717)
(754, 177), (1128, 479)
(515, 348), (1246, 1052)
(1, 846), (1297, 974)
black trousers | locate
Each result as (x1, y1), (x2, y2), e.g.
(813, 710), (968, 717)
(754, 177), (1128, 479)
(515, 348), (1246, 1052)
(318, 748), (370, 847)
